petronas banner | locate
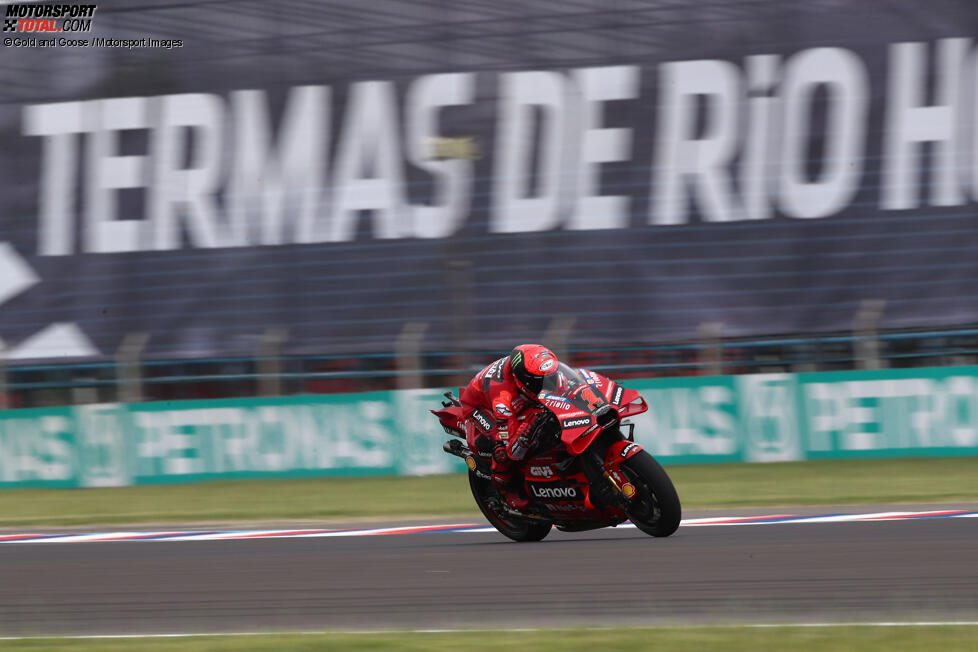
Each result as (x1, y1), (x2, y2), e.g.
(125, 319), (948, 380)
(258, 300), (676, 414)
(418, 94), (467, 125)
(1, 366), (976, 488)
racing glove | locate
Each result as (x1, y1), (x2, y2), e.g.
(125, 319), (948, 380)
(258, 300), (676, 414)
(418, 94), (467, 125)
(509, 410), (558, 461)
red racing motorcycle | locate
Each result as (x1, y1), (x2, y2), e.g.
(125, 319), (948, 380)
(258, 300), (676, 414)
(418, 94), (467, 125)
(433, 362), (681, 542)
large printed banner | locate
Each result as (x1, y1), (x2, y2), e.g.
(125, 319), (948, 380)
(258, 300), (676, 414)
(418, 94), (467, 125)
(1, 1), (978, 359)
(1, 366), (976, 488)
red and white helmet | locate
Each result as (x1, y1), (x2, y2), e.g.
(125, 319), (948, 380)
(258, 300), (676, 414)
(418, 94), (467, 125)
(509, 344), (559, 397)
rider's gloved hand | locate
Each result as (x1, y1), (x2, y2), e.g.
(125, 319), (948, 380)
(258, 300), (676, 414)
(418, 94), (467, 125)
(510, 409), (557, 460)
(529, 410), (559, 442)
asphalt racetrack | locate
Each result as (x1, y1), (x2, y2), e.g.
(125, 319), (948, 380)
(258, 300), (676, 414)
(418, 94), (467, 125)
(1, 505), (976, 636)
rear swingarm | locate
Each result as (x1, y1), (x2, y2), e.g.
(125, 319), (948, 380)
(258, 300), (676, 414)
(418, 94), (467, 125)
(483, 495), (552, 521)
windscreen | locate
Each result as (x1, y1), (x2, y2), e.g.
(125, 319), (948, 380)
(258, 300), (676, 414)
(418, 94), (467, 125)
(538, 362), (585, 398)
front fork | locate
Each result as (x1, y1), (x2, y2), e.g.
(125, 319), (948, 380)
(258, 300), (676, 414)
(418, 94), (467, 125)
(581, 436), (643, 509)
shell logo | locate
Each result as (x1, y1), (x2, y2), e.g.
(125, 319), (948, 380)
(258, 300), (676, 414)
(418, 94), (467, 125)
(465, 456), (477, 471)
(622, 483), (637, 499)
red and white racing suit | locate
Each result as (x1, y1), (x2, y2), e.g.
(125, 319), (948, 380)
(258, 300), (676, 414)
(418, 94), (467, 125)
(459, 356), (547, 495)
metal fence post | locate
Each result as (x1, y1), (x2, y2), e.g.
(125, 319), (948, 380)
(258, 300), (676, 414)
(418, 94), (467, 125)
(853, 299), (886, 370)
(116, 332), (150, 404)
(0, 341), (7, 410)
(257, 328), (289, 397)
(697, 321), (725, 376)
(396, 322), (428, 390)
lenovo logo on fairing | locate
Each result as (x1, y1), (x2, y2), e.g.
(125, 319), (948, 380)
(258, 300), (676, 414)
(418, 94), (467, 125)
(472, 410), (493, 432)
(530, 485), (580, 499)
(612, 385), (623, 406)
(561, 417), (591, 429)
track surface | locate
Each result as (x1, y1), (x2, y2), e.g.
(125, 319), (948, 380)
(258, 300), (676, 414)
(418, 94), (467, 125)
(1, 506), (976, 635)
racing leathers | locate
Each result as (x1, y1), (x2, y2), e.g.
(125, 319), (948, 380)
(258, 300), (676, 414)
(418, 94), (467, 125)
(459, 356), (557, 510)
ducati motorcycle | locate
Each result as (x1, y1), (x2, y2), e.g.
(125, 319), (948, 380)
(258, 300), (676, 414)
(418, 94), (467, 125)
(433, 362), (681, 542)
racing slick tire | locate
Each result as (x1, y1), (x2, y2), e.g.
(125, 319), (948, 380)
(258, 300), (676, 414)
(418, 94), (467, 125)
(621, 450), (682, 537)
(468, 471), (552, 542)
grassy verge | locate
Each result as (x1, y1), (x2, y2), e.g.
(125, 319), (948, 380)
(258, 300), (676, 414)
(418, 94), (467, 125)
(0, 457), (974, 527)
(1, 626), (977, 651)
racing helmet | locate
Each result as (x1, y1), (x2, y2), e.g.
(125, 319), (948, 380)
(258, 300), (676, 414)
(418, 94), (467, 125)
(509, 344), (559, 397)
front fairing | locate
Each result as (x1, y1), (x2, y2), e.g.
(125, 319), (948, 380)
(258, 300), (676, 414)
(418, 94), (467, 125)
(537, 364), (617, 455)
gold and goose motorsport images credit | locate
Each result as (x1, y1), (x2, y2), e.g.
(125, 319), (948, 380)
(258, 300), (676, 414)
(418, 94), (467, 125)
(3, 2), (183, 48)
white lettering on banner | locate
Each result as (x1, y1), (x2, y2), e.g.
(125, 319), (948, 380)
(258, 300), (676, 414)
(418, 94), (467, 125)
(742, 54), (780, 221)
(406, 73), (476, 239)
(331, 81), (408, 242)
(778, 48), (868, 219)
(20, 39), (978, 253)
(22, 101), (84, 256)
(737, 375), (803, 462)
(133, 410), (204, 475)
(883, 39), (970, 210)
(85, 97), (149, 253)
(653, 59), (741, 225)
(227, 86), (328, 246)
(947, 377), (978, 447)
(0, 415), (73, 482)
(256, 406), (296, 471)
(491, 70), (566, 234)
(76, 404), (130, 487)
(803, 377), (978, 452)
(149, 94), (225, 250)
(632, 385), (737, 457)
(129, 403), (395, 477)
(567, 65), (639, 230)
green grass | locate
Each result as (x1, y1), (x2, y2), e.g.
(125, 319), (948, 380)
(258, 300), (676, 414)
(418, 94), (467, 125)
(0, 457), (974, 527)
(1, 626), (977, 651)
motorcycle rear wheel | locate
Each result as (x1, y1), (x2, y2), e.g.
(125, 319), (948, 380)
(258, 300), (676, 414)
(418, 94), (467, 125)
(468, 471), (552, 542)
(621, 451), (682, 537)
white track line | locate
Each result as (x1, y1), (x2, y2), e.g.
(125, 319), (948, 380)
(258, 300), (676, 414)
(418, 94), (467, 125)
(2, 510), (975, 544)
(2, 622), (978, 640)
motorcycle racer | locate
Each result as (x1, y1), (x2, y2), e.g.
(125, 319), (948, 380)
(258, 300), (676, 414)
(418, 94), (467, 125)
(459, 344), (561, 510)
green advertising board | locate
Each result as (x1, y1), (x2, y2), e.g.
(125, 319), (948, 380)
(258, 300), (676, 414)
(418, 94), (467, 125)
(625, 368), (978, 464)
(1, 367), (977, 488)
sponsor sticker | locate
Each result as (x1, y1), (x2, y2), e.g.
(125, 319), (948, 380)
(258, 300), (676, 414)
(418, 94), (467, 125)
(620, 443), (638, 458)
(529, 465), (554, 478)
(561, 416), (592, 429)
(489, 358), (505, 381)
(611, 384), (624, 406)
(539, 359), (556, 372)
(529, 484), (582, 500)
(540, 393), (571, 408)
(471, 409), (493, 433)
(545, 503), (588, 513)
(494, 402), (512, 417)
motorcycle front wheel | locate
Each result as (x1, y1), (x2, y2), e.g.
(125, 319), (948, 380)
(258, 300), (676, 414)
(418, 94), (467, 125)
(621, 451), (682, 537)
(468, 472), (552, 542)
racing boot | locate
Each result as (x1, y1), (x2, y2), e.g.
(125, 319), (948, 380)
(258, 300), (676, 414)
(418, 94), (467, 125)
(492, 474), (530, 511)
(491, 445), (530, 511)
